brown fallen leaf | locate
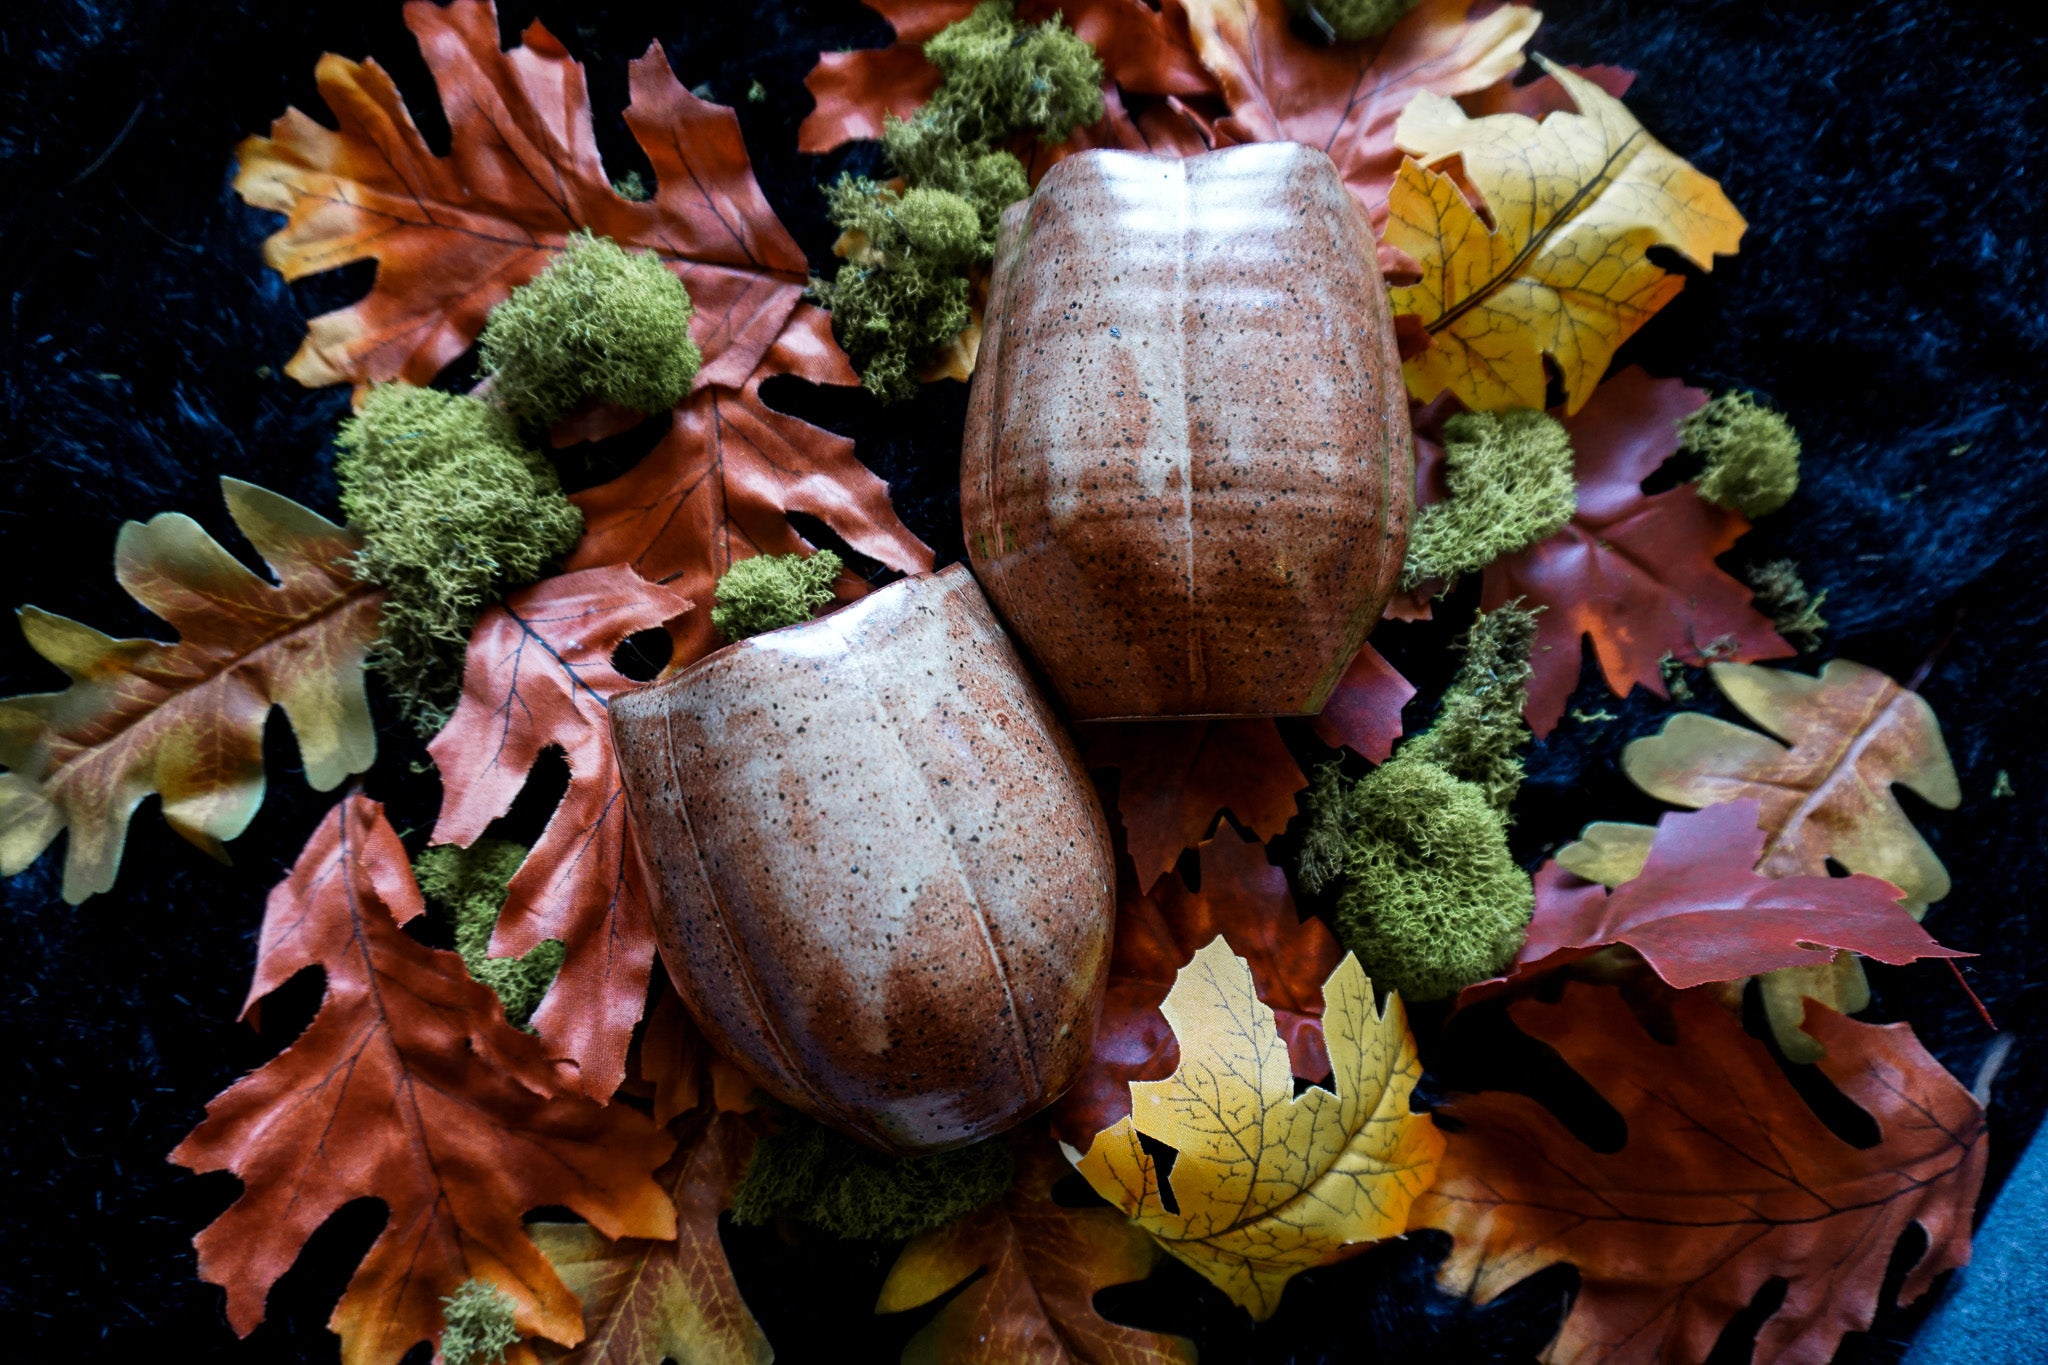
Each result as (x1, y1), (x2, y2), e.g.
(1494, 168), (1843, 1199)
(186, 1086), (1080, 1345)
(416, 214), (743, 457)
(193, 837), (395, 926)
(1068, 939), (1442, 1320)
(429, 567), (694, 1101)
(1417, 982), (1986, 1364)
(876, 1134), (1196, 1365)
(530, 1111), (770, 1365)
(0, 478), (379, 903)
(171, 795), (676, 1365)
(636, 986), (760, 1128)
(1387, 59), (1746, 413)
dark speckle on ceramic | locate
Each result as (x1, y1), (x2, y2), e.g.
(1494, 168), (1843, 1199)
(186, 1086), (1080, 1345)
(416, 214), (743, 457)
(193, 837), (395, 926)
(610, 565), (1115, 1154)
(962, 143), (1414, 720)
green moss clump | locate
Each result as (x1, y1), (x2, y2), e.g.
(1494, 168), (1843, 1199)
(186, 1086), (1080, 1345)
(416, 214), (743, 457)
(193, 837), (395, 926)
(1289, 0), (1420, 41)
(730, 1113), (1014, 1241)
(711, 550), (844, 642)
(440, 1279), (519, 1365)
(1404, 408), (1577, 588)
(479, 230), (700, 423)
(1747, 559), (1827, 652)
(415, 840), (563, 1029)
(1298, 606), (1539, 1002)
(336, 384), (584, 731)
(813, 0), (1101, 401)
(1684, 391), (1801, 518)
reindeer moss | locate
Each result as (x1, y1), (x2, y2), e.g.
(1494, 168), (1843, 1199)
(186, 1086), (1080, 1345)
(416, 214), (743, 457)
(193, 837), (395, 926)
(1747, 558), (1828, 651)
(711, 550), (844, 642)
(1298, 606), (1539, 1002)
(813, 0), (1100, 400)
(1288, 0), (1420, 41)
(1404, 408), (1578, 587)
(439, 1279), (519, 1365)
(414, 840), (563, 1030)
(335, 384), (584, 731)
(479, 230), (700, 423)
(1684, 390), (1801, 517)
(730, 1113), (1014, 1241)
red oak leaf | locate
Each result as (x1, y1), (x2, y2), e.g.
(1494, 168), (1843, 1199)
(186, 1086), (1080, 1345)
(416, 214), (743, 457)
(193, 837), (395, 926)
(1052, 827), (1344, 1145)
(1417, 983), (1987, 1364)
(799, 0), (1216, 156)
(1481, 366), (1792, 737)
(171, 795), (675, 1365)
(429, 567), (693, 1102)
(1463, 800), (1963, 1006)
(1184, 0), (1540, 228)
(1308, 641), (1415, 761)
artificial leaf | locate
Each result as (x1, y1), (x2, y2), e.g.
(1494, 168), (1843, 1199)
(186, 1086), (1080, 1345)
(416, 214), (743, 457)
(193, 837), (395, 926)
(171, 796), (676, 1365)
(429, 566), (693, 1101)
(1068, 939), (1442, 1319)
(1184, 0), (1539, 227)
(1417, 982), (1986, 1364)
(530, 1111), (769, 1365)
(1553, 819), (1654, 886)
(0, 478), (379, 903)
(1053, 828), (1344, 1146)
(637, 986), (759, 1128)
(799, 0), (1216, 156)
(1623, 659), (1962, 913)
(1308, 642), (1415, 761)
(1479, 367), (1792, 737)
(1467, 800), (1961, 1002)
(877, 1136), (1196, 1365)
(1387, 58), (1746, 413)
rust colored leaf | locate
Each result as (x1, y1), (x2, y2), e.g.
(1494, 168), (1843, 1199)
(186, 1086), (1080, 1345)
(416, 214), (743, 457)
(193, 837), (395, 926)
(1309, 642), (1415, 761)
(876, 1135), (1196, 1365)
(1480, 367), (1792, 737)
(0, 479), (379, 903)
(1417, 982), (1986, 1364)
(636, 986), (760, 1128)
(530, 1111), (769, 1365)
(1387, 58), (1745, 413)
(1053, 827), (1345, 1146)
(1466, 800), (1962, 1004)
(1070, 941), (1442, 1319)
(799, 0), (1216, 156)
(1084, 719), (1304, 890)
(170, 795), (676, 1365)
(1184, 0), (1540, 228)
(429, 567), (693, 1101)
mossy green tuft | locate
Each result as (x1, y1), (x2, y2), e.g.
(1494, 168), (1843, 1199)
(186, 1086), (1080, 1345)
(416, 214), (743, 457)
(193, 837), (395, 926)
(336, 383), (584, 732)
(415, 840), (564, 1029)
(730, 1112), (1014, 1241)
(439, 1279), (519, 1365)
(479, 230), (700, 423)
(920, 0), (1106, 145)
(1298, 605), (1540, 1002)
(1684, 390), (1801, 518)
(711, 550), (844, 642)
(1404, 407), (1578, 587)
(1747, 558), (1827, 651)
(1288, 0), (1420, 41)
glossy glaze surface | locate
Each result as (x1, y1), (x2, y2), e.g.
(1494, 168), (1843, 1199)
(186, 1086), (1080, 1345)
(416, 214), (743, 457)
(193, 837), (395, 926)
(963, 143), (1412, 719)
(611, 566), (1115, 1153)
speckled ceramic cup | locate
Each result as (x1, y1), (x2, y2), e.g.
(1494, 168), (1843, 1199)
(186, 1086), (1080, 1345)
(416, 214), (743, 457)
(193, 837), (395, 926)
(962, 142), (1413, 720)
(610, 565), (1116, 1153)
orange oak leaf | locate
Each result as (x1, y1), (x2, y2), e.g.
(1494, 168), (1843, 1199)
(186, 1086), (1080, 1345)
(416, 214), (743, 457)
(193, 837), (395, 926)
(1184, 0), (1540, 228)
(798, 0), (1216, 156)
(529, 1111), (769, 1365)
(1053, 827), (1345, 1146)
(1082, 644), (1408, 887)
(170, 795), (676, 1365)
(1480, 367), (1792, 737)
(636, 986), (760, 1128)
(1416, 982), (1986, 1364)
(0, 478), (379, 903)
(876, 1134), (1196, 1365)
(429, 566), (693, 1101)
(1463, 800), (1962, 1005)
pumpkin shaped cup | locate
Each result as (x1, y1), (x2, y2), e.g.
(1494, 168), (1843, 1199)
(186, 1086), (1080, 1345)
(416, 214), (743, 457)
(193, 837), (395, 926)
(613, 146), (1410, 1154)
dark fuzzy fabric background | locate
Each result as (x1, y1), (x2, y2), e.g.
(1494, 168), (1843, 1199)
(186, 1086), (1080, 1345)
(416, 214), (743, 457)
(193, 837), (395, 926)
(3, 0), (2045, 1359)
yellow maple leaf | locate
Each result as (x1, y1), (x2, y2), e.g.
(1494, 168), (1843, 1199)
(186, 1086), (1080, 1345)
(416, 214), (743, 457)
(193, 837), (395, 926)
(1386, 59), (1746, 414)
(1065, 937), (1442, 1320)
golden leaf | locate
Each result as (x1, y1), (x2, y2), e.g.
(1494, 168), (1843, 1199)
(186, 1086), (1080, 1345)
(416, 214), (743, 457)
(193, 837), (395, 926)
(1066, 937), (1442, 1320)
(1386, 59), (1746, 414)
(0, 479), (380, 902)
